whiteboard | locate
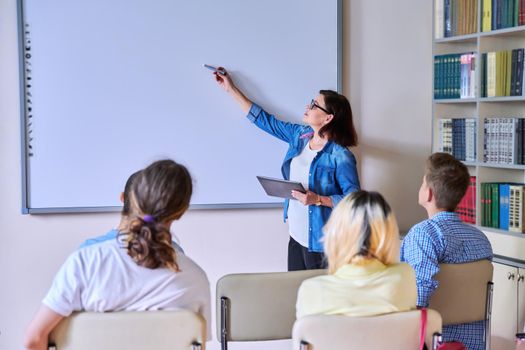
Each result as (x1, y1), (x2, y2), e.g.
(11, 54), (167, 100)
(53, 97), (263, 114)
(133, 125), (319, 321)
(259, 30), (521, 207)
(18, 0), (342, 213)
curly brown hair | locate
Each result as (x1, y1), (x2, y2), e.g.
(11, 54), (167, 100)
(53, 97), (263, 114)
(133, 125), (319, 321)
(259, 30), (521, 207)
(121, 159), (192, 272)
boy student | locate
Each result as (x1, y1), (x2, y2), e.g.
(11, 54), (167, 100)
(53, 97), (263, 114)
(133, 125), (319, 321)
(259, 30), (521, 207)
(401, 152), (493, 350)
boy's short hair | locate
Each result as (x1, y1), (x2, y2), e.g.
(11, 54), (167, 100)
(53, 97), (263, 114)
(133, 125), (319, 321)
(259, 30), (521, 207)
(425, 153), (470, 211)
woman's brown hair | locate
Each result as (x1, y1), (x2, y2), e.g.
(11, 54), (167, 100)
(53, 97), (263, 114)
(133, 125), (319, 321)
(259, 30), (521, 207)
(318, 90), (358, 147)
(121, 159), (192, 272)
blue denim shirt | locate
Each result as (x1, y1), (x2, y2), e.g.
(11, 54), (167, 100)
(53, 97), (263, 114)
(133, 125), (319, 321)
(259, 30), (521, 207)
(247, 103), (360, 252)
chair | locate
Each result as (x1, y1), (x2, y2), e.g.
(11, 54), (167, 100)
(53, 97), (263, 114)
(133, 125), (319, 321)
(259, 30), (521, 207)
(428, 260), (494, 350)
(292, 309), (442, 350)
(47, 310), (206, 350)
(216, 269), (325, 350)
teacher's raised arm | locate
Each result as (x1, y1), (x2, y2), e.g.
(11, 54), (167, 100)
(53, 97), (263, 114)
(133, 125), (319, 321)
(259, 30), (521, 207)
(209, 67), (360, 271)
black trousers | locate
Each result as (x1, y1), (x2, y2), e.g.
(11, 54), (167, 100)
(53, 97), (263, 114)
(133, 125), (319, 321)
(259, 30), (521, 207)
(287, 236), (326, 271)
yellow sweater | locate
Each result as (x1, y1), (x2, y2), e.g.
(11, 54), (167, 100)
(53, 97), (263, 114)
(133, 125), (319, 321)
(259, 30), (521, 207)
(296, 259), (417, 318)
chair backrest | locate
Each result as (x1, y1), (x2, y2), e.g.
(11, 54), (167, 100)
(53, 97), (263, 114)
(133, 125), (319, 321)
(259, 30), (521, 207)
(428, 260), (494, 325)
(292, 309), (442, 350)
(215, 269), (325, 345)
(48, 310), (206, 350)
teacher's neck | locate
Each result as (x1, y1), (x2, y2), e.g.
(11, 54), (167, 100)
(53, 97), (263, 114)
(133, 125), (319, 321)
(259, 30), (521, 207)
(310, 129), (328, 142)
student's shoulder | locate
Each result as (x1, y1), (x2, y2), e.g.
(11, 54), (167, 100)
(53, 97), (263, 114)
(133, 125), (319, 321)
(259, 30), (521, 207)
(405, 218), (436, 238)
(299, 272), (334, 292)
(177, 254), (210, 284)
(74, 239), (121, 264)
(387, 262), (417, 278)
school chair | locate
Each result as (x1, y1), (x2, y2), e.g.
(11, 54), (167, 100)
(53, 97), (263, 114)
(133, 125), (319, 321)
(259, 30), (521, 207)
(48, 310), (206, 350)
(216, 269), (325, 350)
(292, 309), (443, 350)
(428, 260), (494, 350)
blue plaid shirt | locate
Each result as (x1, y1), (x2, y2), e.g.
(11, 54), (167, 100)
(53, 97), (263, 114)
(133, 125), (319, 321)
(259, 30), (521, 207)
(400, 211), (493, 350)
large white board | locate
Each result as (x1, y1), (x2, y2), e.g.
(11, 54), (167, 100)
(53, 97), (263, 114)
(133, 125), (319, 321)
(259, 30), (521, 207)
(18, 0), (341, 213)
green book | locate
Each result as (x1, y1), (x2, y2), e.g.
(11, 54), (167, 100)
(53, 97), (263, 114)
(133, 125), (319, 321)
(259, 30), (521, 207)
(491, 183), (500, 228)
(486, 183), (493, 227)
(481, 183), (486, 226)
(512, 0), (520, 27)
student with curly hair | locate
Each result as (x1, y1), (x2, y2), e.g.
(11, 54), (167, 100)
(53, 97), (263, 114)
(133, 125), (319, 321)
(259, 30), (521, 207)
(24, 160), (210, 350)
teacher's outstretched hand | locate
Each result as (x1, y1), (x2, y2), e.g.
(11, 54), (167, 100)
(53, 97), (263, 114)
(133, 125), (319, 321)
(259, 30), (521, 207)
(209, 66), (360, 271)
(213, 67), (251, 113)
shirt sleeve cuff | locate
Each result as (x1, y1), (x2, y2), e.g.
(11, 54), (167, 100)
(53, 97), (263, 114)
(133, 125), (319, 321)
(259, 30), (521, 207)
(246, 103), (261, 123)
(330, 194), (343, 208)
(42, 297), (73, 317)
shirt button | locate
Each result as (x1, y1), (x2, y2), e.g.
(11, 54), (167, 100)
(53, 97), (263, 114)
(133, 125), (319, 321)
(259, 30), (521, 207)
(309, 173), (312, 176)
(309, 228), (312, 231)
(309, 210), (312, 214)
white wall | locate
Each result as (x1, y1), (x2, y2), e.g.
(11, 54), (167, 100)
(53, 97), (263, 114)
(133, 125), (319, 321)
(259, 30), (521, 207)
(0, 0), (432, 349)
(348, 0), (433, 233)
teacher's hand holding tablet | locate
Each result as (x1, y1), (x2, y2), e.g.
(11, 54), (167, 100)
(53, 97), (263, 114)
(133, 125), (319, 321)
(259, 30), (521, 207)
(207, 65), (360, 271)
(291, 190), (323, 206)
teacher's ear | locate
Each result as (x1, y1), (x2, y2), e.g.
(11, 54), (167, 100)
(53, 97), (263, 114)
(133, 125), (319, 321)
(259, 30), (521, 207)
(324, 114), (334, 125)
(120, 192), (125, 204)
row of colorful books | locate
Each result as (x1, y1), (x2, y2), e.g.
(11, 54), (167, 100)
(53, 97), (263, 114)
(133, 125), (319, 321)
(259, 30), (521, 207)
(456, 176), (477, 224)
(438, 118), (477, 162)
(483, 118), (525, 164)
(481, 0), (525, 32)
(435, 0), (478, 38)
(434, 53), (476, 99)
(480, 49), (525, 97)
(481, 182), (525, 232)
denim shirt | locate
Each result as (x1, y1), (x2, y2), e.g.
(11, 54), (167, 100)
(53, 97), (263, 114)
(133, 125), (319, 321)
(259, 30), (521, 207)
(247, 103), (360, 252)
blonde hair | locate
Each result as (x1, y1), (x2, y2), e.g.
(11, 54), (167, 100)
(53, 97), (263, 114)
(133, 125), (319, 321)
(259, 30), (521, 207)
(323, 191), (400, 274)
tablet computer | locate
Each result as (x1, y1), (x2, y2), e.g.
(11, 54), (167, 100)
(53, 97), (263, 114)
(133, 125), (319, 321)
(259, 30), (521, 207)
(256, 175), (306, 199)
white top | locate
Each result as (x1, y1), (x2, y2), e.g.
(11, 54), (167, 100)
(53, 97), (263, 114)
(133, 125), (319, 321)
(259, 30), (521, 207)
(288, 143), (319, 247)
(43, 239), (211, 338)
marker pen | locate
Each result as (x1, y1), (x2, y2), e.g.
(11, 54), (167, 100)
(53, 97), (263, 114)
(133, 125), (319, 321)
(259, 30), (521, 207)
(203, 64), (226, 75)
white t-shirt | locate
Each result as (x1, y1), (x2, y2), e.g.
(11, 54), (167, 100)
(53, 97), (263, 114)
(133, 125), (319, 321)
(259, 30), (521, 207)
(43, 239), (211, 338)
(288, 143), (319, 247)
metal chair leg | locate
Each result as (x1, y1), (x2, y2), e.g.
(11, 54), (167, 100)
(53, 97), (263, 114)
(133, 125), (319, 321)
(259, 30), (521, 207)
(221, 297), (229, 350)
(485, 281), (494, 350)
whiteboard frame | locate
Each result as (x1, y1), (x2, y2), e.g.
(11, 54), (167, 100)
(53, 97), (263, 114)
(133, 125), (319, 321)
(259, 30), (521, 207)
(17, 0), (343, 214)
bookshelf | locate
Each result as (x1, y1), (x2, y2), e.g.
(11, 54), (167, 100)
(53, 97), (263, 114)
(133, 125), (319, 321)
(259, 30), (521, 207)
(433, 0), (525, 238)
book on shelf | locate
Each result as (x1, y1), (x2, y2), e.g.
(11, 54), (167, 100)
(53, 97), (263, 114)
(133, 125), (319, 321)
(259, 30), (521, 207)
(520, 0), (525, 25)
(483, 0), (523, 31)
(481, 182), (525, 232)
(500, 183), (511, 230)
(434, 53), (475, 99)
(456, 176), (476, 224)
(492, 182), (500, 228)
(509, 185), (525, 232)
(435, 0), (477, 38)
(438, 117), (476, 161)
(481, 48), (525, 97)
(482, 0), (492, 31)
(483, 118), (525, 165)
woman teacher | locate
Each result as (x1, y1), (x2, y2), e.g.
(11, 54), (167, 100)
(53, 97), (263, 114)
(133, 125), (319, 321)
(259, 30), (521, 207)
(212, 67), (360, 271)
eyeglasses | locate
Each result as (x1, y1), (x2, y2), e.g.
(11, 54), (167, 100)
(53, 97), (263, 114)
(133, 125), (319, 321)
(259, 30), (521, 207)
(309, 99), (330, 114)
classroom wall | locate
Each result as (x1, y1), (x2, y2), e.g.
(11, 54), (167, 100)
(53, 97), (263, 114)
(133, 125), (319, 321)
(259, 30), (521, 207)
(0, 1), (431, 349)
